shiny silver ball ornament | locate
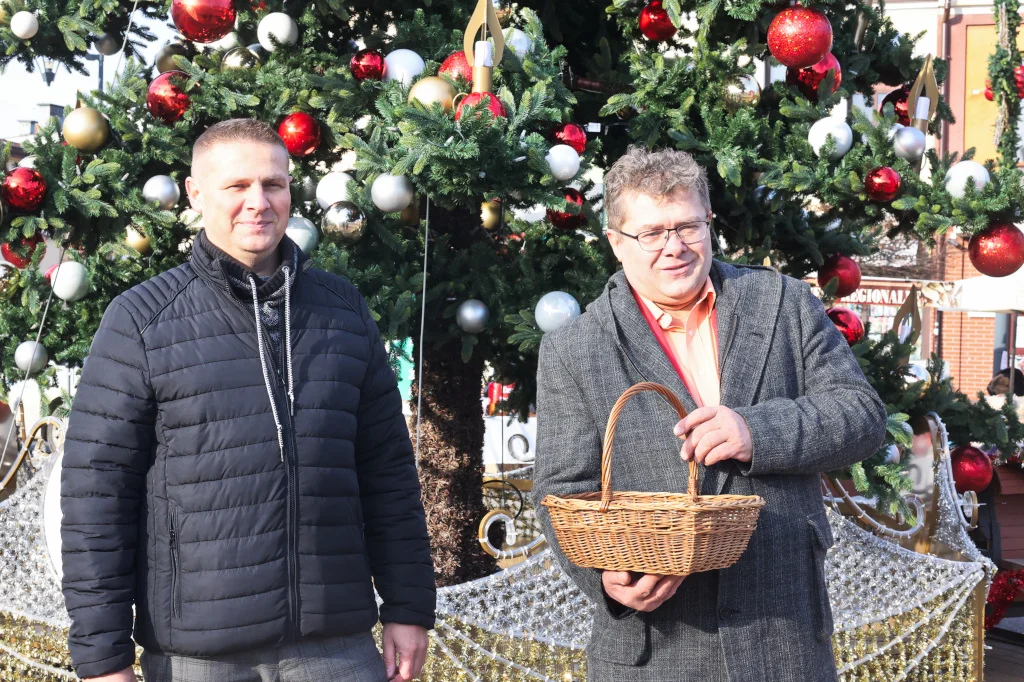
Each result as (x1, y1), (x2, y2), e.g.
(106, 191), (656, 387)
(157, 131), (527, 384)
(142, 175), (180, 209)
(807, 117), (853, 160)
(535, 291), (581, 333)
(456, 299), (490, 334)
(892, 126), (926, 163)
(221, 45), (261, 70)
(370, 174), (414, 213)
(286, 216), (319, 255)
(723, 74), (761, 112)
(15, 340), (48, 375)
(322, 201), (366, 245)
(257, 12), (299, 52)
(93, 32), (122, 56)
(50, 262), (90, 302)
(944, 160), (990, 199)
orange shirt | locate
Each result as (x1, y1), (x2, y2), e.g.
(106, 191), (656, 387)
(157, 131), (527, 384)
(635, 279), (721, 407)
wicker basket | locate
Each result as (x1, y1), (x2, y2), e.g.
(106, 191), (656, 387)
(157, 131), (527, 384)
(541, 382), (766, 576)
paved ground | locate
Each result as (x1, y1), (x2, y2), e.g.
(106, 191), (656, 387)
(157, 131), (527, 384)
(985, 634), (1024, 681)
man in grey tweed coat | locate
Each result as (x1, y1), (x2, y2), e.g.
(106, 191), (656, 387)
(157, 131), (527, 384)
(533, 147), (887, 682)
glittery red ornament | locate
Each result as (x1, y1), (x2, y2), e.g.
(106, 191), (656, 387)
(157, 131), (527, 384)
(1, 235), (42, 269)
(2, 167), (47, 212)
(865, 166), (901, 202)
(826, 306), (864, 345)
(439, 51), (473, 82)
(985, 82), (995, 102)
(880, 85), (911, 126)
(455, 92), (507, 121)
(1015, 65), (1024, 98)
(278, 112), (321, 157)
(547, 188), (586, 230)
(552, 122), (587, 154)
(951, 445), (993, 494)
(767, 6), (833, 69)
(817, 254), (861, 298)
(170, 0), (235, 44)
(350, 49), (386, 81)
(786, 52), (841, 102)
(968, 221), (1024, 277)
(639, 1), (677, 42)
(147, 71), (191, 124)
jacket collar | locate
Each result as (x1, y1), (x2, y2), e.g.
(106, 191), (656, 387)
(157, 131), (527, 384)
(190, 229), (306, 301)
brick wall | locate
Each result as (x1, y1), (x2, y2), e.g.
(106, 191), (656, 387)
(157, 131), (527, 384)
(939, 240), (998, 397)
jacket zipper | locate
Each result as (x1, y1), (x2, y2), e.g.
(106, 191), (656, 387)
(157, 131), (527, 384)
(169, 503), (182, 619)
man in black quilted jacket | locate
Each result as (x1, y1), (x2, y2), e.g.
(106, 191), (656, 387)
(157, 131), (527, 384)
(60, 119), (436, 682)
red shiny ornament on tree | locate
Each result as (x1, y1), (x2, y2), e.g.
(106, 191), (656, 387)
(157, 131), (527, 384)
(170, 0), (235, 44)
(278, 112), (321, 157)
(951, 445), (993, 493)
(817, 254), (861, 298)
(350, 49), (386, 81)
(639, 1), (677, 42)
(552, 122), (587, 154)
(455, 92), (507, 121)
(865, 166), (901, 202)
(985, 83), (995, 102)
(880, 85), (911, 126)
(2, 167), (47, 212)
(147, 71), (191, 124)
(786, 52), (841, 102)
(767, 6), (833, 69)
(968, 221), (1024, 277)
(826, 306), (864, 345)
(439, 51), (473, 82)
(1, 235), (42, 269)
(547, 188), (586, 230)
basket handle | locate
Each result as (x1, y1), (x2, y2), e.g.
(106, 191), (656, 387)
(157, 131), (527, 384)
(600, 382), (694, 513)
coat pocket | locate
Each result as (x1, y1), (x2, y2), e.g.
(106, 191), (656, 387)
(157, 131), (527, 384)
(588, 603), (651, 666)
(169, 503), (182, 619)
(807, 514), (834, 641)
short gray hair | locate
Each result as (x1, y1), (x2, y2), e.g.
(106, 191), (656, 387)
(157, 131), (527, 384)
(191, 118), (287, 176)
(604, 146), (711, 232)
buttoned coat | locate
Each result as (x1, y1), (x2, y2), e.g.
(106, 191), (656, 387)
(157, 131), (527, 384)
(533, 262), (887, 682)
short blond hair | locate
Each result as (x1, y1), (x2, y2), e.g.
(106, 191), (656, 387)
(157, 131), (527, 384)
(191, 118), (287, 176)
(604, 146), (711, 232)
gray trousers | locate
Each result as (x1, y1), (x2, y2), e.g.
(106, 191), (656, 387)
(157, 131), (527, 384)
(140, 632), (387, 682)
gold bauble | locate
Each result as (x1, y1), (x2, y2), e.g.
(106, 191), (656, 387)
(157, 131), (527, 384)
(724, 74), (761, 112)
(62, 107), (110, 153)
(400, 195), (420, 226)
(156, 40), (195, 74)
(221, 46), (261, 71)
(408, 76), (457, 113)
(481, 200), (502, 230)
(126, 226), (151, 255)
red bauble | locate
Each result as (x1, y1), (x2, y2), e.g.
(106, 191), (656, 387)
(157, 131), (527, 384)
(639, 1), (677, 42)
(865, 166), (901, 202)
(968, 221), (1024, 277)
(817, 254), (862, 298)
(1016, 65), (1024, 98)
(2, 167), (47, 212)
(350, 49), (386, 81)
(278, 112), (321, 157)
(439, 51), (473, 82)
(170, 0), (235, 44)
(767, 6), (833, 69)
(547, 188), (586, 230)
(786, 52), (841, 102)
(455, 92), (507, 121)
(880, 85), (911, 126)
(552, 122), (587, 154)
(1, 235), (42, 269)
(951, 445), (993, 493)
(985, 84), (995, 102)
(147, 71), (191, 124)
(826, 307), (864, 345)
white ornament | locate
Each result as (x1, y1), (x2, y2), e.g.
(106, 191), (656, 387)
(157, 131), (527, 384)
(180, 208), (203, 232)
(383, 49), (425, 86)
(892, 126), (926, 163)
(18, 156), (37, 169)
(142, 175), (180, 209)
(545, 144), (581, 181)
(11, 11), (39, 40)
(504, 28), (533, 58)
(257, 12), (299, 52)
(884, 445), (901, 465)
(535, 291), (582, 333)
(315, 172), (354, 210)
(50, 262), (90, 302)
(944, 160), (990, 199)
(207, 31), (239, 52)
(370, 174), (414, 213)
(286, 216), (319, 255)
(808, 118), (853, 161)
(456, 299), (490, 334)
(14, 340), (48, 375)
(887, 123), (903, 140)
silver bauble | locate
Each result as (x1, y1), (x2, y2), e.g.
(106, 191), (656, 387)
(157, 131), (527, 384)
(316, 172), (354, 209)
(383, 49), (425, 86)
(207, 31), (240, 52)
(50, 262), (90, 302)
(221, 46), (261, 70)
(723, 74), (761, 112)
(456, 299), (490, 334)
(884, 444), (901, 465)
(535, 291), (581, 333)
(892, 126), (926, 163)
(286, 216), (319, 255)
(370, 174), (414, 213)
(257, 12), (299, 52)
(93, 32), (122, 56)
(142, 175), (180, 209)
(807, 117), (853, 161)
(504, 28), (533, 58)
(14, 340), (48, 375)
(11, 11), (39, 40)
(156, 39), (196, 73)
(322, 201), (366, 245)
(944, 160), (990, 199)
(545, 144), (581, 181)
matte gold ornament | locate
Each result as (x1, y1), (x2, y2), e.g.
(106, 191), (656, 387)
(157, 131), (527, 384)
(723, 74), (761, 112)
(156, 39), (196, 73)
(408, 76), (457, 113)
(481, 199), (502, 230)
(61, 107), (110, 153)
(221, 45), (261, 70)
(400, 195), (420, 226)
(322, 201), (366, 245)
(126, 226), (151, 255)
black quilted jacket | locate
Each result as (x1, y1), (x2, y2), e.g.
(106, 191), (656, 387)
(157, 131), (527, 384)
(60, 233), (436, 679)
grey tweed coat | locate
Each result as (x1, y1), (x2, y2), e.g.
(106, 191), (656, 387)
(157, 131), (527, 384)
(533, 262), (887, 682)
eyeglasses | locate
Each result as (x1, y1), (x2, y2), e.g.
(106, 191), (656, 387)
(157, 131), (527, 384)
(611, 220), (710, 252)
